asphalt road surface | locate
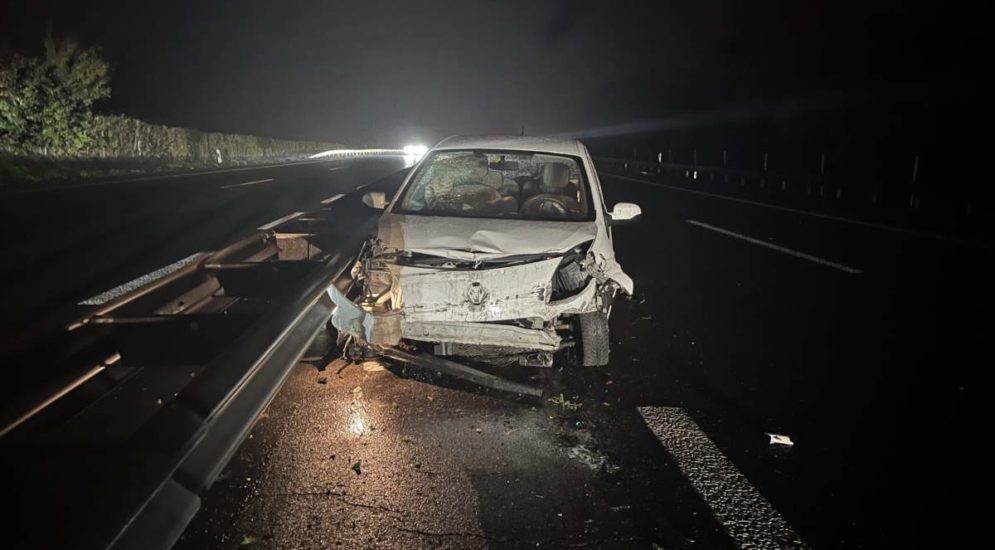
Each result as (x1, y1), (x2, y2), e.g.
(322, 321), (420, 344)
(168, 165), (986, 549)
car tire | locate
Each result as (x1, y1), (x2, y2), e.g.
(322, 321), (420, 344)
(577, 311), (610, 367)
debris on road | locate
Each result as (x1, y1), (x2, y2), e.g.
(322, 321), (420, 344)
(765, 432), (795, 447)
(240, 535), (258, 546)
(351, 460), (362, 475)
(566, 445), (605, 471)
(361, 360), (385, 372)
(317, 376), (328, 384)
(548, 393), (581, 411)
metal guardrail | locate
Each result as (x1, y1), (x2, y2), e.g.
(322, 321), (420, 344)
(1, 178), (391, 549)
(593, 155), (989, 239)
(595, 155), (846, 199)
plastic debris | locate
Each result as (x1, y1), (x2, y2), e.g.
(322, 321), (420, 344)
(361, 361), (385, 372)
(240, 535), (258, 546)
(765, 432), (794, 447)
(351, 460), (362, 475)
(548, 393), (581, 411)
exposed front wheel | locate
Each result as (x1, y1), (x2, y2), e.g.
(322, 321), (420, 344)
(577, 311), (610, 367)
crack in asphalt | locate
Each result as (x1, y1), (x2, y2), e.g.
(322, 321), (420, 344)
(395, 526), (505, 542)
(563, 536), (644, 548)
(396, 526), (645, 549)
(265, 489), (407, 517)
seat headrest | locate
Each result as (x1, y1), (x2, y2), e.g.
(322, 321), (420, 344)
(458, 154), (488, 179)
(542, 163), (570, 189)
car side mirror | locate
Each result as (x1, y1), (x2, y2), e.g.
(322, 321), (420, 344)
(362, 191), (387, 209)
(608, 202), (641, 225)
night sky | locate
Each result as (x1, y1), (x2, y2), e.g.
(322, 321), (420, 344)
(1, 1), (939, 146)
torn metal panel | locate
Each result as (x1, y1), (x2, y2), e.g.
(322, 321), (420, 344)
(581, 251), (634, 295)
(326, 285), (401, 345)
(377, 213), (633, 295)
(403, 320), (561, 350)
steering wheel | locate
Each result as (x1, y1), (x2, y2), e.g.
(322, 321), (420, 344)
(519, 194), (571, 217)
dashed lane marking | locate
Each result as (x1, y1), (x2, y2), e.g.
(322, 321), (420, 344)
(638, 406), (808, 549)
(687, 219), (864, 274)
(78, 253), (202, 305)
(257, 211), (304, 231)
(320, 194), (346, 204)
(219, 178), (274, 189)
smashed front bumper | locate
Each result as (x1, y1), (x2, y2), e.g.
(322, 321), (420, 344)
(326, 277), (598, 350)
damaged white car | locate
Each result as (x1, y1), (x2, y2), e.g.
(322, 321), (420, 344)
(328, 136), (640, 369)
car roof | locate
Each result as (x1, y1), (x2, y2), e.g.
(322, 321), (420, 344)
(432, 135), (585, 156)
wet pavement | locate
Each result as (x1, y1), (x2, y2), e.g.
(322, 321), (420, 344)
(177, 343), (736, 549)
(177, 168), (986, 549)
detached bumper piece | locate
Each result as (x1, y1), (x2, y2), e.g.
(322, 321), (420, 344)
(381, 347), (543, 397)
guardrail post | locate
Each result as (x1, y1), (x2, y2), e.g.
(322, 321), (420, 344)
(760, 151), (768, 188)
(909, 154), (920, 211)
(818, 152), (825, 196)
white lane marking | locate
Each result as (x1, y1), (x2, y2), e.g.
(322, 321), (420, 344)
(219, 178), (273, 189)
(687, 219), (864, 274)
(78, 254), (202, 305)
(638, 407), (808, 549)
(257, 211), (304, 231)
(354, 183), (370, 190)
(0, 353), (121, 438)
(603, 173), (977, 247)
(327, 165), (349, 172)
(320, 194), (346, 204)
(10, 158), (357, 197)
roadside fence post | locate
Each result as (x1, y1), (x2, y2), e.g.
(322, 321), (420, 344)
(910, 155), (920, 211)
(761, 151), (768, 188)
(819, 152), (825, 197)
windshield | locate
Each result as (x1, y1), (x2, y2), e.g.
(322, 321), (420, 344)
(394, 150), (593, 221)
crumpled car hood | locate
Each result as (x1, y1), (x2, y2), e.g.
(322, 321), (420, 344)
(377, 213), (598, 261)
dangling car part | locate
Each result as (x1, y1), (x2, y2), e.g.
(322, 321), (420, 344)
(328, 136), (640, 376)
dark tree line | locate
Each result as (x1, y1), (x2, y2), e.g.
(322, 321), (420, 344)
(0, 34), (111, 156)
